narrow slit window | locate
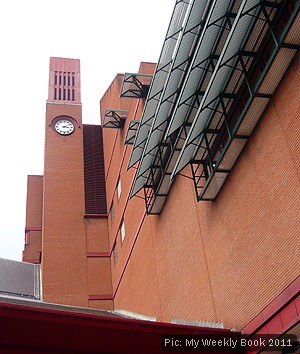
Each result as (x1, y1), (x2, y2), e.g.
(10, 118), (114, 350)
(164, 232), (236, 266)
(117, 177), (122, 200)
(120, 219), (125, 243)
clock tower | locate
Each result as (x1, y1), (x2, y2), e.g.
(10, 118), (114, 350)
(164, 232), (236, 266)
(43, 57), (89, 306)
(23, 57), (112, 309)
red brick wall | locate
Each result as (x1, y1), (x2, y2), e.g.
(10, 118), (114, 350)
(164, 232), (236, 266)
(196, 51), (300, 328)
(23, 175), (43, 263)
(102, 55), (300, 328)
(39, 58), (112, 309)
(42, 101), (113, 309)
(42, 101), (89, 306)
(100, 63), (157, 304)
(86, 217), (113, 310)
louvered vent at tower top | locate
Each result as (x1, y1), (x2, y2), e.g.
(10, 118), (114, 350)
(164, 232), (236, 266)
(47, 57), (81, 104)
(53, 71), (76, 101)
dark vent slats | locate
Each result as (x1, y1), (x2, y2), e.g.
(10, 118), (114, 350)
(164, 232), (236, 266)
(83, 125), (107, 214)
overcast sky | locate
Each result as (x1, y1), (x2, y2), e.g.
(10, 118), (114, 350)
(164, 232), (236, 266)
(0, 0), (175, 261)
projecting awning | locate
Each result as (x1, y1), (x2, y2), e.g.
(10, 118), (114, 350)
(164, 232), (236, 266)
(127, 0), (300, 213)
(103, 109), (128, 129)
(127, 0), (192, 170)
(120, 73), (152, 99)
(129, 0), (210, 198)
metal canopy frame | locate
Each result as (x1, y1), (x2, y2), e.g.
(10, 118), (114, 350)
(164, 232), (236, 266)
(120, 73), (153, 99)
(127, 0), (299, 214)
(165, 0), (241, 138)
(130, 0), (244, 211)
(125, 120), (140, 145)
(132, 0), (214, 180)
(103, 109), (128, 129)
(127, 0), (191, 170)
(177, 0), (300, 201)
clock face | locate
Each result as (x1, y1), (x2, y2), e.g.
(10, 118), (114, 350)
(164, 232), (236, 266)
(54, 119), (74, 135)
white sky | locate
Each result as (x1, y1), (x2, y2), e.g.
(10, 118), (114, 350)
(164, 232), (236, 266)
(0, 0), (175, 261)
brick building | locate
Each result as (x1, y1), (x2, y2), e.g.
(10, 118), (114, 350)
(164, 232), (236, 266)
(22, 0), (300, 352)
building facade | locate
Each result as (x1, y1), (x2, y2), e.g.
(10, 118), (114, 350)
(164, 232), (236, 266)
(23, 0), (300, 349)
